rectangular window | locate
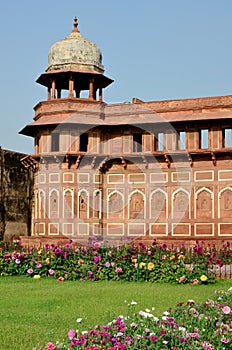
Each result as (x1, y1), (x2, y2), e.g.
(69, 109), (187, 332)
(51, 133), (59, 152)
(199, 129), (208, 149)
(133, 133), (142, 152)
(154, 132), (164, 151)
(176, 131), (186, 150)
(223, 128), (232, 148)
(80, 133), (88, 152)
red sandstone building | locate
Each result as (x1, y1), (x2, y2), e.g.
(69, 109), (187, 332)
(20, 18), (232, 246)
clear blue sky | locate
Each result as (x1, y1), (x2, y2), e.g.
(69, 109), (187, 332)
(1, 0), (232, 153)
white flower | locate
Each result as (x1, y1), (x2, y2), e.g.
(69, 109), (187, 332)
(163, 310), (169, 316)
(116, 332), (124, 337)
(153, 316), (159, 322)
(76, 318), (82, 323)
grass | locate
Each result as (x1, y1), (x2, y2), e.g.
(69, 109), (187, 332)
(0, 277), (231, 350)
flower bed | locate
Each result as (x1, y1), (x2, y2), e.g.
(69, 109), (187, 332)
(35, 287), (232, 349)
(0, 239), (231, 284)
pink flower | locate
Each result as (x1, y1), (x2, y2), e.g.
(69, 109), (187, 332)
(221, 337), (229, 343)
(115, 267), (122, 273)
(187, 332), (199, 338)
(45, 342), (56, 350)
(222, 306), (231, 314)
(150, 335), (158, 342)
(93, 241), (101, 249)
(68, 329), (76, 339)
(57, 276), (64, 282)
(178, 276), (186, 283)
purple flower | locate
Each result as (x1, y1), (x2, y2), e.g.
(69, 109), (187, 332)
(105, 262), (110, 268)
(94, 256), (101, 263)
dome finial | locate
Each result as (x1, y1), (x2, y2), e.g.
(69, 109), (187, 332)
(72, 16), (79, 32)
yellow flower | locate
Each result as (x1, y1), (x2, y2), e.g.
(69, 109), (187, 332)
(45, 258), (50, 264)
(147, 262), (154, 271)
(178, 254), (185, 260)
(170, 255), (175, 261)
(200, 275), (208, 282)
(139, 262), (146, 269)
(34, 275), (41, 280)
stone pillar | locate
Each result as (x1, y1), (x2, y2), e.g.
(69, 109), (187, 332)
(47, 86), (51, 101)
(51, 80), (56, 99)
(99, 88), (103, 102)
(69, 75), (74, 98)
(89, 78), (94, 99)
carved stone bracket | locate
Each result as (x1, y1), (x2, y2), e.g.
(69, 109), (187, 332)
(99, 156), (109, 173)
(75, 155), (82, 169)
(120, 156), (127, 169)
(91, 156), (96, 169)
(211, 151), (216, 166)
(142, 155), (148, 169)
(164, 154), (170, 168)
(188, 153), (193, 167)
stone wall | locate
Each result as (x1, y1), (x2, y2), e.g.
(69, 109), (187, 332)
(0, 147), (34, 241)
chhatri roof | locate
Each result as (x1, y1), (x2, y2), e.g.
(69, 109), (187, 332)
(46, 17), (104, 74)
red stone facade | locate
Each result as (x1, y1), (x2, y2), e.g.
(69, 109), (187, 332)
(20, 20), (232, 247)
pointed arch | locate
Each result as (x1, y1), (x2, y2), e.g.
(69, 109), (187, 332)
(93, 189), (102, 219)
(39, 189), (46, 219)
(107, 190), (124, 219)
(150, 189), (168, 220)
(195, 187), (214, 219)
(218, 187), (232, 218)
(129, 190), (145, 219)
(78, 189), (89, 219)
(172, 188), (190, 219)
(63, 188), (74, 219)
(49, 189), (59, 219)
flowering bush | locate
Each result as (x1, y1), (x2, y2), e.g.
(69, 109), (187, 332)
(35, 287), (232, 349)
(0, 239), (231, 284)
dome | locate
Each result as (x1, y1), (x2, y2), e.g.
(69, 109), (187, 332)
(46, 17), (104, 73)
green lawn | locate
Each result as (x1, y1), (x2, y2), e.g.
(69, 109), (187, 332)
(0, 277), (231, 350)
